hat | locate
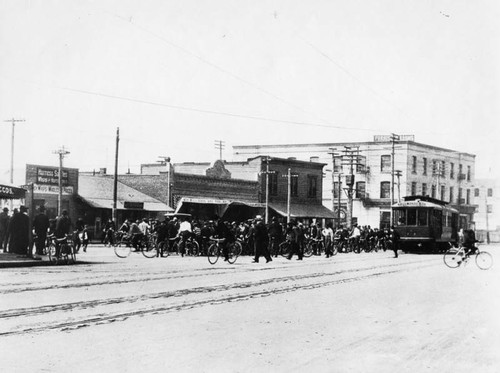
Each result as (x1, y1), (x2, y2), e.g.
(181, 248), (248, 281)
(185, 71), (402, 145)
(255, 215), (263, 221)
(2, 207), (8, 212)
(20, 205), (28, 213)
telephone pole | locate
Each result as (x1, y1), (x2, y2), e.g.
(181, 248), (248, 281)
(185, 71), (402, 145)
(389, 134), (400, 226)
(281, 168), (299, 224)
(112, 127), (120, 224)
(158, 156), (172, 208)
(395, 170), (402, 202)
(214, 140), (225, 161)
(341, 146), (362, 229)
(3, 118), (25, 184)
(329, 148), (342, 227)
(52, 146), (70, 216)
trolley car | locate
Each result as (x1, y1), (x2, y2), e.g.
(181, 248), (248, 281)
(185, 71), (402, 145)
(392, 196), (459, 252)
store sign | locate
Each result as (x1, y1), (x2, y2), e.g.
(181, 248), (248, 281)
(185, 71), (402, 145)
(37, 167), (69, 185)
(0, 184), (26, 199)
(124, 201), (144, 209)
(33, 184), (74, 195)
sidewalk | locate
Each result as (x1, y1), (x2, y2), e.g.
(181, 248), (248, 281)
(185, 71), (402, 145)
(0, 251), (55, 268)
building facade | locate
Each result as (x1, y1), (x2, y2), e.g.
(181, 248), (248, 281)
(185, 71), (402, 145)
(472, 179), (500, 242)
(233, 136), (476, 229)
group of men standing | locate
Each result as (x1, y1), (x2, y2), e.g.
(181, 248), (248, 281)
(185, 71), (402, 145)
(0, 205), (73, 258)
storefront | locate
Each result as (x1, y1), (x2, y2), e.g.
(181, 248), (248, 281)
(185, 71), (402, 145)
(0, 183), (26, 210)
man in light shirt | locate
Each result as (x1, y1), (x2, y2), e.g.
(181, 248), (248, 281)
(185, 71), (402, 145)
(178, 217), (192, 257)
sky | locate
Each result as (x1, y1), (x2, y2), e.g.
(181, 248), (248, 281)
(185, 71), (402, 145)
(0, 0), (499, 185)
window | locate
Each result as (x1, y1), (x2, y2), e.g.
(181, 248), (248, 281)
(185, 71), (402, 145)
(466, 189), (470, 205)
(450, 163), (454, 179)
(488, 188), (493, 197)
(381, 155), (391, 173)
(467, 166), (471, 181)
(431, 185), (436, 198)
(459, 164), (463, 180)
(411, 182), (417, 196)
(356, 181), (366, 199)
(412, 156), (417, 173)
(307, 175), (317, 198)
(450, 187), (454, 203)
(422, 183), (427, 196)
(474, 188), (480, 197)
(432, 160), (438, 176)
(333, 182), (340, 199)
(356, 156), (366, 173)
(394, 209), (406, 226)
(380, 181), (390, 198)
(423, 158), (427, 175)
(441, 161), (446, 178)
(333, 157), (341, 173)
(487, 205), (493, 213)
(458, 188), (463, 204)
(291, 174), (298, 196)
(407, 209), (417, 226)
(417, 210), (428, 226)
(440, 185), (446, 201)
(269, 171), (278, 196)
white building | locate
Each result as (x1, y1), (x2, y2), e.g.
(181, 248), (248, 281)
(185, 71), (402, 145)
(233, 135), (476, 229)
(472, 179), (500, 242)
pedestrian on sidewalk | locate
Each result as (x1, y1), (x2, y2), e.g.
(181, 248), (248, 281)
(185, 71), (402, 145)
(33, 206), (50, 255)
(7, 205), (33, 257)
(0, 207), (9, 252)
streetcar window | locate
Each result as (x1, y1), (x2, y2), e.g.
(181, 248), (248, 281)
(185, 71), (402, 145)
(393, 209), (406, 225)
(433, 210), (442, 228)
(417, 209), (428, 226)
(407, 209), (417, 226)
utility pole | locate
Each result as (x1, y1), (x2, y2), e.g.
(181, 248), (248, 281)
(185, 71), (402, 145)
(329, 148), (342, 227)
(214, 140), (225, 161)
(260, 157), (277, 224)
(3, 118), (25, 184)
(52, 146), (70, 216)
(112, 127), (120, 225)
(158, 156), (172, 208)
(341, 146), (361, 229)
(281, 168), (298, 224)
(395, 170), (402, 202)
(390, 134), (400, 226)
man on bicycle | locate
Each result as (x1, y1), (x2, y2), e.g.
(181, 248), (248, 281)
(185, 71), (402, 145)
(462, 229), (478, 257)
(178, 217), (193, 257)
(213, 216), (234, 262)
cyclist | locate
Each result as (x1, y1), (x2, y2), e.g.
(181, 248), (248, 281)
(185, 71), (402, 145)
(129, 220), (143, 250)
(212, 216), (234, 262)
(178, 217), (193, 257)
(55, 210), (72, 258)
(462, 229), (478, 257)
(349, 223), (361, 251)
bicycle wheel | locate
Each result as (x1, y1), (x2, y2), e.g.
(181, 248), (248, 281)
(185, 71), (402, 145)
(68, 243), (76, 264)
(226, 242), (239, 264)
(186, 241), (200, 256)
(48, 243), (57, 263)
(231, 241), (242, 257)
(308, 241), (318, 256)
(331, 243), (338, 256)
(303, 243), (314, 257)
(207, 244), (219, 264)
(142, 243), (158, 258)
(114, 243), (131, 258)
(279, 242), (290, 258)
(158, 241), (169, 257)
(475, 251), (493, 270)
(443, 248), (463, 268)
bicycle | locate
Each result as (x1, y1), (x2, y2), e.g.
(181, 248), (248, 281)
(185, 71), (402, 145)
(114, 233), (157, 258)
(48, 234), (77, 264)
(207, 238), (241, 264)
(307, 237), (325, 256)
(443, 244), (493, 270)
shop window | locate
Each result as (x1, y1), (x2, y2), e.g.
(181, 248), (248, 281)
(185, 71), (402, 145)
(307, 175), (317, 198)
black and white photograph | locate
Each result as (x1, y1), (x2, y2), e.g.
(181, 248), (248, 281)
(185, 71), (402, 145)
(0, 0), (499, 371)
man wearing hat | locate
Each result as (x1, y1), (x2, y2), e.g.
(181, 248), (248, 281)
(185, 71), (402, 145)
(33, 206), (50, 256)
(7, 205), (32, 256)
(252, 215), (272, 263)
(0, 207), (9, 252)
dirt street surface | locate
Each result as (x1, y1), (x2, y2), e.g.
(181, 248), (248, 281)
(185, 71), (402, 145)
(1, 245), (499, 372)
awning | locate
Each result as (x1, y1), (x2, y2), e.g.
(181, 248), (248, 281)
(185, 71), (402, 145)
(0, 184), (26, 199)
(269, 202), (335, 219)
(80, 197), (173, 212)
(175, 197), (264, 213)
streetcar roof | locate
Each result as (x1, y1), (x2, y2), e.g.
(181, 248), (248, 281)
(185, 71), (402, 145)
(392, 199), (458, 213)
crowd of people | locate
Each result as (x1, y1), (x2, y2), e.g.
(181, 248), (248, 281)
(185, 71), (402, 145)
(0, 205), (88, 259)
(99, 214), (403, 262)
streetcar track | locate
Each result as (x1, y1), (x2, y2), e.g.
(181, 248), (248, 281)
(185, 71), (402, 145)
(0, 260), (440, 336)
(0, 256), (432, 294)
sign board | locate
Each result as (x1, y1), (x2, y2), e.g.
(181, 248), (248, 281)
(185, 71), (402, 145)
(124, 201), (144, 209)
(33, 184), (74, 195)
(373, 135), (415, 142)
(36, 167), (69, 185)
(0, 184), (26, 199)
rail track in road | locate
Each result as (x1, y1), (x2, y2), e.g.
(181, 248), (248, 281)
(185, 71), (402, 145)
(0, 257), (440, 337)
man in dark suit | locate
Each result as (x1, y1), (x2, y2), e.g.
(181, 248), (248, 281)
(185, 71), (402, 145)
(33, 206), (50, 255)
